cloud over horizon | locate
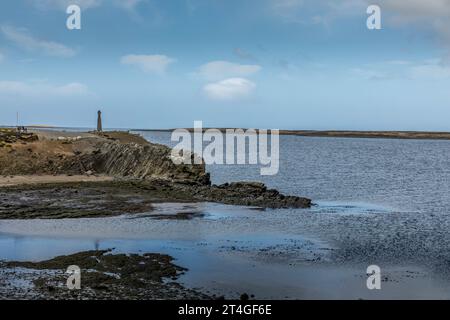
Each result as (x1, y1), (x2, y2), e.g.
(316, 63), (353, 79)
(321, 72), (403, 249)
(121, 54), (176, 74)
(0, 80), (89, 97)
(1, 25), (76, 58)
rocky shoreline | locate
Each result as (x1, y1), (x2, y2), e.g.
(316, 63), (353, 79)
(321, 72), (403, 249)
(0, 129), (311, 218)
(0, 179), (310, 219)
(0, 250), (211, 300)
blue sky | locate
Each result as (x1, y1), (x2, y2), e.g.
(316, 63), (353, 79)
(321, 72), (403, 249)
(0, 0), (450, 130)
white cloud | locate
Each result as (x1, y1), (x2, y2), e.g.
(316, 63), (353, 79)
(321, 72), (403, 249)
(31, 0), (144, 11)
(271, 0), (304, 19)
(269, 0), (450, 42)
(409, 61), (450, 80)
(386, 60), (412, 66)
(268, 0), (450, 61)
(379, 0), (450, 20)
(233, 48), (257, 61)
(32, 0), (102, 10)
(1, 26), (76, 58)
(350, 67), (391, 81)
(377, 0), (450, 46)
(270, 0), (304, 13)
(0, 81), (89, 97)
(264, 0), (321, 26)
(121, 54), (176, 74)
(352, 58), (450, 81)
(377, 1), (450, 45)
(272, 0), (304, 12)
(115, 0), (144, 11)
(203, 78), (256, 101)
(198, 61), (261, 81)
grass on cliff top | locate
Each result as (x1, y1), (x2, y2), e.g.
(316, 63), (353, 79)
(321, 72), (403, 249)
(94, 131), (151, 146)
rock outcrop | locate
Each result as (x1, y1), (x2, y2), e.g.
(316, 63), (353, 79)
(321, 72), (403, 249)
(193, 182), (312, 209)
(78, 141), (210, 185)
(0, 132), (209, 185)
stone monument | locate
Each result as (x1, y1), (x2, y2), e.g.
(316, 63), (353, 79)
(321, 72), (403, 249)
(97, 110), (102, 132)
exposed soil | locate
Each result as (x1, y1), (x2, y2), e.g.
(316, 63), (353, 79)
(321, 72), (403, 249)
(0, 175), (113, 187)
(0, 128), (209, 184)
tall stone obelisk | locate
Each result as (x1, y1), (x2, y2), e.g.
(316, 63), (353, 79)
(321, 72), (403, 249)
(97, 110), (102, 132)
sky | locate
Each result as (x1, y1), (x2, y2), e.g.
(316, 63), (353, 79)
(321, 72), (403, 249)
(0, 0), (450, 130)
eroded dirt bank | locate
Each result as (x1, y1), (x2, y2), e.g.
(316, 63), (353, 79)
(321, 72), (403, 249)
(0, 130), (209, 185)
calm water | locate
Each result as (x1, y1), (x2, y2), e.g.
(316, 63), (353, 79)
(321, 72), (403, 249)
(1, 131), (450, 299)
(139, 131), (450, 214)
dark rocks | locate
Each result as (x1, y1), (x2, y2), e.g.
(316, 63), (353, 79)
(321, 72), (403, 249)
(0, 129), (38, 145)
(128, 179), (311, 209)
(190, 181), (311, 209)
(240, 293), (249, 300)
(3, 250), (211, 300)
(0, 183), (155, 219)
(0, 179), (311, 219)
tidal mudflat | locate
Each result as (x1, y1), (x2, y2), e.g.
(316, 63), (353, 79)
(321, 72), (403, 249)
(2, 201), (450, 299)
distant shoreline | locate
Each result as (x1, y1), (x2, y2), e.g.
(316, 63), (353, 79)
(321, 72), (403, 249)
(4, 125), (450, 141)
(136, 128), (450, 141)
